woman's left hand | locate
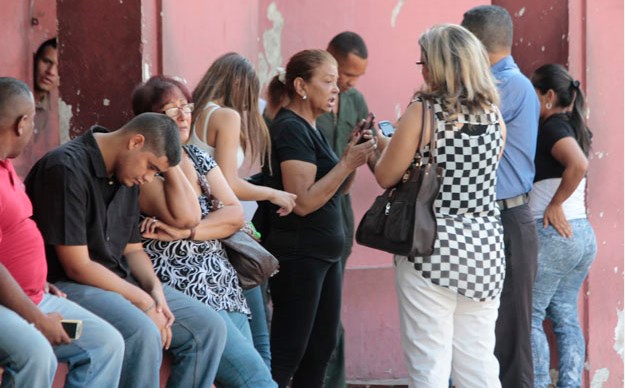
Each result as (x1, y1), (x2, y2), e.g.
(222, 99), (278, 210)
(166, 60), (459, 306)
(141, 217), (190, 241)
(543, 203), (572, 238)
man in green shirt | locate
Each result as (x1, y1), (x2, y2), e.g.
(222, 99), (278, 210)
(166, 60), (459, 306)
(317, 31), (369, 388)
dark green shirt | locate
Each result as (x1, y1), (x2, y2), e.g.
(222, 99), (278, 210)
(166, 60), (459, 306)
(317, 88), (369, 258)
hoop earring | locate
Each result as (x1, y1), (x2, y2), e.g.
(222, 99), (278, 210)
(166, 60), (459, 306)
(546, 102), (552, 110)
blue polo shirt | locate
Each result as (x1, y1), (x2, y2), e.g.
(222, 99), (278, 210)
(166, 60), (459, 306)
(492, 55), (540, 200)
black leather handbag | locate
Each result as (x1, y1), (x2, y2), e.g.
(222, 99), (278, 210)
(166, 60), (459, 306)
(356, 99), (444, 258)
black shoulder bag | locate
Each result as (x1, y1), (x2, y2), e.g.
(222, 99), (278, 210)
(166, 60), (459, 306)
(356, 100), (444, 258)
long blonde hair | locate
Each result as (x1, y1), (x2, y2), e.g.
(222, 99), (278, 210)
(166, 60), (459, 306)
(417, 24), (499, 116)
(192, 52), (270, 166)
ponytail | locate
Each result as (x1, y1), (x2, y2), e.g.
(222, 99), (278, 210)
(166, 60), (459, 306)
(532, 64), (593, 155)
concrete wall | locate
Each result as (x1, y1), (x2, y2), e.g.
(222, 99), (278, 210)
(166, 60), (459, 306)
(0, 0), (622, 385)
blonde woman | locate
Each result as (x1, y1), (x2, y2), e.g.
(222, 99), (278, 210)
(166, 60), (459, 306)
(375, 24), (507, 387)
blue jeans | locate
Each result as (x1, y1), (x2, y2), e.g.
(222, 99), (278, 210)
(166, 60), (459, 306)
(0, 293), (124, 388)
(531, 219), (596, 388)
(216, 310), (276, 387)
(56, 282), (227, 388)
(244, 285), (272, 369)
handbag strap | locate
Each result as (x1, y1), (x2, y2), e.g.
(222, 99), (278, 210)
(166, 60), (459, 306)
(416, 99), (437, 166)
(183, 145), (222, 211)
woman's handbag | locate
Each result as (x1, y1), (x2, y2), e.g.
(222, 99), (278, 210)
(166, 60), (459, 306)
(221, 230), (279, 289)
(356, 99), (444, 258)
(187, 147), (279, 289)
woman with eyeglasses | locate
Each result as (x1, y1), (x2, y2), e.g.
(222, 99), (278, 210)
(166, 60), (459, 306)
(132, 75), (277, 388)
(375, 24), (506, 387)
(529, 64), (596, 388)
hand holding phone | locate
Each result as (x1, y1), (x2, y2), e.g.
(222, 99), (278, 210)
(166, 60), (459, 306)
(357, 112), (376, 144)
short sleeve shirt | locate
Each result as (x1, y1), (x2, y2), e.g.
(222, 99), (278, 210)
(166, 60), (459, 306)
(262, 108), (344, 261)
(0, 159), (47, 304)
(534, 113), (577, 182)
(25, 126), (141, 283)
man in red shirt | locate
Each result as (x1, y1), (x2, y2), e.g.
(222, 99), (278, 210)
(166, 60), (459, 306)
(0, 77), (123, 387)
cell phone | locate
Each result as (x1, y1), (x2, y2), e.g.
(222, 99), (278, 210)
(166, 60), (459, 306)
(357, 112), (376, 144)
(61, 319), (83, 340)
(378, 120), (396, 137)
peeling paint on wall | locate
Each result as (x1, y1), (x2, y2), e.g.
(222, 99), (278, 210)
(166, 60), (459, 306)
(549, 368), (559, 385)
(257, 2), (284, 89)
(615, 309), (624, 360)
(394, 103), (402, 120)
(390, 0), (406, 28)
(58, 98), (73, 144)
(142, 62), (151, 82)
(590, 368), (610, 388)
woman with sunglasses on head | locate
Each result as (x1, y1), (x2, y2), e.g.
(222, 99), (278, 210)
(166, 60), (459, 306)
(375, 24), (507, 387)
(529, 64), (596, 388)
(191, 53), (297, 368)
(132, 75), (277, 388)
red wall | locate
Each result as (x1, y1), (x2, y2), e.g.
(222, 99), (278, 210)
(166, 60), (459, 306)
(0, 0), (622, 385)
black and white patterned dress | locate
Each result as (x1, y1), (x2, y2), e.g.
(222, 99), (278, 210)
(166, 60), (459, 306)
(143, 145), (249, 315)
(412, 97), (505, 302)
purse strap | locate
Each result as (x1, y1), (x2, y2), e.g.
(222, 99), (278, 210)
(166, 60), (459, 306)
(417, 99), (437, 166)
(184, 145), (222, 211)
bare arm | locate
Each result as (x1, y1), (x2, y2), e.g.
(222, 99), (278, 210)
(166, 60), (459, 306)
(542, 137), (589, 237)
(139, 161), (201, 229)
(54, 244), (154, 311)
(207, 108), (297, 215)
(194, 165), (245, 240)
(141, 165), (245, 241)
(0, 264), (70, 345)
(282, 136), (374, 216)
(375, 101), (426, 188)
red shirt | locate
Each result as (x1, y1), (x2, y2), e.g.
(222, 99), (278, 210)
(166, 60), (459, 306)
(0, 159), (46, 304)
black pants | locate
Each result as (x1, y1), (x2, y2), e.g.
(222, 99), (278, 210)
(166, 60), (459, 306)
(270, 257), (342, 388)
(495, 204), (538, 387)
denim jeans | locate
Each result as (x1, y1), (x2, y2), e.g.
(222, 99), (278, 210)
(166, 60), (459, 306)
(244, 285), (272, 369)
(0, 293), (124, 388)
(531, 219), (596, 388)
(56, 282), (227, 388)
(215, 310), (276, 387)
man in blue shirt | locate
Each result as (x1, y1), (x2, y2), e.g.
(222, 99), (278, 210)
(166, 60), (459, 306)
(462, 6), (540, 388)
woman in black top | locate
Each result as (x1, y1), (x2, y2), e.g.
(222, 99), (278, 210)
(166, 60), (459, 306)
(262, 49), (375, 387)
(529, 64), (596, 388)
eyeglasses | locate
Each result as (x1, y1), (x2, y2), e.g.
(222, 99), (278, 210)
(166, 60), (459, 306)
(163, 103), (194, 118)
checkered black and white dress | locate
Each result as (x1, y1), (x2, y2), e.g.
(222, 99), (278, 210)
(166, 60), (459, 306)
(412, 97), (505, 301)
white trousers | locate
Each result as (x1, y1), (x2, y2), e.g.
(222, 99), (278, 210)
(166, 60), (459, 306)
(394, 256), (501, 388)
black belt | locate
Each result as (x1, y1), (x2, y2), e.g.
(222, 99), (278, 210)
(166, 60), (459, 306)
(496, 194), (528, 210)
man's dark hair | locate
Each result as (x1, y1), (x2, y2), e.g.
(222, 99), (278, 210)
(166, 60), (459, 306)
(327, 31), (368, 59)
(34, 37), (57, 63)
(461, 5), (513, 53)
(0, 77), (32, 122)
(121, 112), (182, 166)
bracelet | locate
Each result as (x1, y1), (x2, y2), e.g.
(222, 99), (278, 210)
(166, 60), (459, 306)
(143, 302), (156, 313)
(187, 227), (197, 240)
